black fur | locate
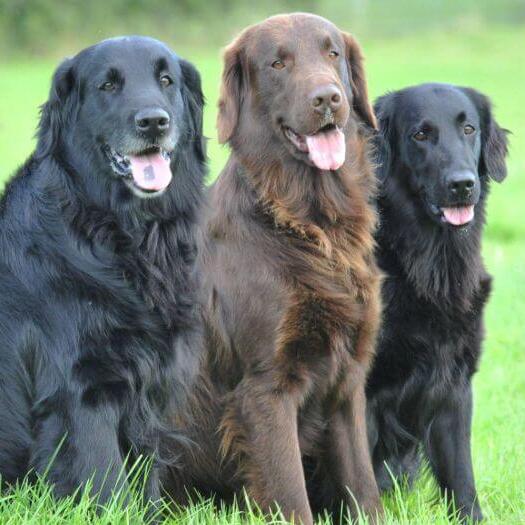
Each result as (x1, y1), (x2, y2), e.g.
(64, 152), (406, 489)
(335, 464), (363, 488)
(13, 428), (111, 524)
(367, 84), (509, 522)
(0, 36), (206, 503)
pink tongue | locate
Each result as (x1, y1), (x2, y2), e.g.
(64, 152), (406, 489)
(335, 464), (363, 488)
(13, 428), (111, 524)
(128, 152), (172, 191)
(442, 205), (474, 226)
(305, 127), (346, 171)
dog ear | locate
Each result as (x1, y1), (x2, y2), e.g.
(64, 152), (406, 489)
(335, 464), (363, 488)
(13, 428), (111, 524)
(373, 93), (396, 182)
(180, 58), (206, 162)
(341, 32), (377, 131)
(217, 38), (246, 144)
(461, 87), (509, 183)
(36, 58), (76, 160)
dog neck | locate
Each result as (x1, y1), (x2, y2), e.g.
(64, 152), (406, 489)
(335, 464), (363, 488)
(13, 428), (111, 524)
(234, 131), (374, 225)
(33, 154), (203, 330)
(208, 144), (378, 302)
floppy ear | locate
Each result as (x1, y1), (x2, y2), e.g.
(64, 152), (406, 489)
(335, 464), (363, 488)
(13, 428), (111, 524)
(341, 32), (377, 131)
(217, 38), (246, 144)
(460, 87), (509, 183)
(373, 93), (396, 182)
(36, 58), (76, 160)
(180, 58), (206, 162)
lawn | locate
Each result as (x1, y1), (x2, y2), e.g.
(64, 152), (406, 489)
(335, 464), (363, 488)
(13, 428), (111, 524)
(0, 24), (524, 525)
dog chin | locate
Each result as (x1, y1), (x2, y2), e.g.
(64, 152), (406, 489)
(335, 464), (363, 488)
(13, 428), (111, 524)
(123, 180), (168, 199)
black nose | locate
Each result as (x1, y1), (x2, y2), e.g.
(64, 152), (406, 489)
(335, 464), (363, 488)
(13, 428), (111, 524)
(447, 171), (476, 199)
(135, 108), (170, 137)
(310, 85), (342, 114)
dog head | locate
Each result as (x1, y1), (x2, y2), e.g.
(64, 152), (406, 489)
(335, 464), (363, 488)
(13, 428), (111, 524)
(36, 36), (204, 200)
(375, 83), (508, 228)
(217, 13), (376, 172)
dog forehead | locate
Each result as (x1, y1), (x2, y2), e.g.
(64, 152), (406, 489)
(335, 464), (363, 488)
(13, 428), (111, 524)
(76, 36), (179, 75)
(401, 85), (480, 125)
(245, 13), (342, 55)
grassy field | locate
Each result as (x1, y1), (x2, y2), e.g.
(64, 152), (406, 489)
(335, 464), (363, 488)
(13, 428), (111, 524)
(0, 24), (524, 525)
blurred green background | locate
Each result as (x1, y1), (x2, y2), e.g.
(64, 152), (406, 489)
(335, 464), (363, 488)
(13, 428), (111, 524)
(2, 0), (525, 190)
(0, 1), (524, 523)
(1, 0), (524, 57)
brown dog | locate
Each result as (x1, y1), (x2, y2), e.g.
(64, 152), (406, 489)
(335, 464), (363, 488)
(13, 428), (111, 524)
(166, 13), (383, 524)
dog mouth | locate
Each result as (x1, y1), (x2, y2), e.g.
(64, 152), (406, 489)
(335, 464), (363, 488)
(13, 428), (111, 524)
(428, 203), (475, 227)
(103, 145), (173, 197)
(282, 123), (346, 171)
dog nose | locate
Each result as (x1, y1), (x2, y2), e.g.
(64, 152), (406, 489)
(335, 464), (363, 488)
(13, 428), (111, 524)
(135, 108), (170, 137)
(310, 85), (342, 114)
(447, 171), (476, 199)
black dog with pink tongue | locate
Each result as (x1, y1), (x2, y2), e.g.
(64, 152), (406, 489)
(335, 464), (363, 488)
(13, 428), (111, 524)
(0, 36), (206, 505)
(367, 83), (509, 522)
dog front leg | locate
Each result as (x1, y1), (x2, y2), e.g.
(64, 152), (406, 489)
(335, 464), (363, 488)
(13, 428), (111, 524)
(425, 384), (483, 522)
(323, 382), (383, 524)
(222, 380), (313, 525)
(31, 397), (130, 505)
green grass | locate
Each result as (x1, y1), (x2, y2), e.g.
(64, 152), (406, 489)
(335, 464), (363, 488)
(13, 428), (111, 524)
(0, 24), (524, 525)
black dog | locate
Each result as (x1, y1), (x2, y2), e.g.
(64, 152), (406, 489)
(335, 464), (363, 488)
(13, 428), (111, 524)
(0, 36), (205, 502)
(367, 84), (508, 521)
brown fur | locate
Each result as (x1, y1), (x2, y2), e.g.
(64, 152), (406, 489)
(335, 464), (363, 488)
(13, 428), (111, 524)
(166, 14), (383, 524)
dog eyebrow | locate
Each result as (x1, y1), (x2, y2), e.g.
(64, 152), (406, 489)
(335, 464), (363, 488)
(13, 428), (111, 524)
(106, 68), (123, 83)
(457, 111), (467, 122)
(321, 35), (333, 49)
(154, 57), (169, 76)
(274, 46), (290, 59)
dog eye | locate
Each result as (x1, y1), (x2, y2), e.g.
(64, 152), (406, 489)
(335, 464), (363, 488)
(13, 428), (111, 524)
(464, 124), (475, 135)
(328, 50), (339, 58)
(271, 59), (285, 70)
(160, 75), (173, 87)
(99, 81), (116, 92)
(413, 130), (428, 142)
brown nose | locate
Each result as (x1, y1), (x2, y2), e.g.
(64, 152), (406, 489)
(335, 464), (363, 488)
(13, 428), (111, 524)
(310, 85), (342, 114)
